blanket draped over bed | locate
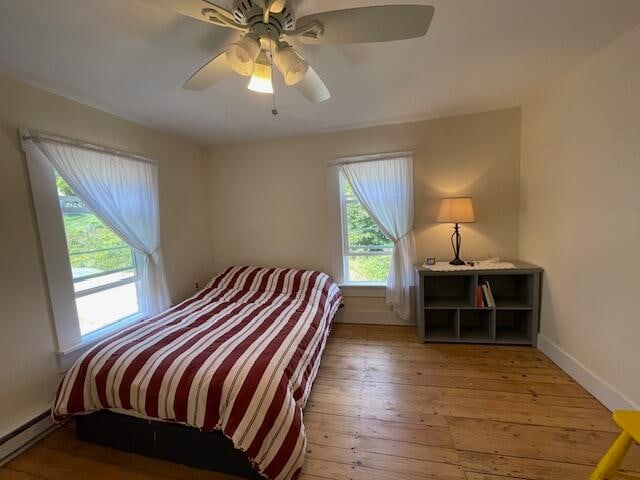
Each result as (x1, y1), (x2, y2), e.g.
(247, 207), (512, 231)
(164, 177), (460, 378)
(52, 266), (342, 480)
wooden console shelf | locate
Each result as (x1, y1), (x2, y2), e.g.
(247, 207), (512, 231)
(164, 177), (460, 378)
(415, 261), (542, 346)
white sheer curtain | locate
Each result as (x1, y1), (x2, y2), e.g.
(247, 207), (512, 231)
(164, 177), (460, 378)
(341, 154), (416, 320)
(26, 139), (171, 316)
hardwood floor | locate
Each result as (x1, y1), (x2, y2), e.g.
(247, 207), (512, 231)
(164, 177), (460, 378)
(2, 324), (638, 480)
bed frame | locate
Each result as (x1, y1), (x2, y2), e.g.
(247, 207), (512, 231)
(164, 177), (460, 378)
(76, 411), (262, 479)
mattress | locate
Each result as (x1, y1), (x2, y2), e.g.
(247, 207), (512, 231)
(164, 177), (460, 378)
(52, 266), (342, 480)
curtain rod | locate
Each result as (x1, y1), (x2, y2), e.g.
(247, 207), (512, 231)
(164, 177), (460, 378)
(19, 129), (157, 165)
(326, 150), (413, 167)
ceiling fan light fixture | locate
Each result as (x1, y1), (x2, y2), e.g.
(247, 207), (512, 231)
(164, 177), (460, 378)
(247, 52), (273, 94)
(151, 0), (435, 105)
(276, 44), (309, 86)
(225, 33), (261, 76)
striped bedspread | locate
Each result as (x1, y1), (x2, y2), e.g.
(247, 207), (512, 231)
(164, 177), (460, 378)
(52, 266), (342, 480)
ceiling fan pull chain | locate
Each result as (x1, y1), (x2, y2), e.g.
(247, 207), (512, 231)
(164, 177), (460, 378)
(268, 31), (279, 116)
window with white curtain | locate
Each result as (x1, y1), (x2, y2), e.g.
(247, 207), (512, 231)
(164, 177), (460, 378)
(333, 151), (416, 320)
(22, 129), (170, 360)
(55, 173), (142, 335)
(339, 171), (393, 283)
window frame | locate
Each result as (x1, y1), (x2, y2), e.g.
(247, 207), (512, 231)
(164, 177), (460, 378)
(22, 134), (146, 363)
(338, 171), (392, 285)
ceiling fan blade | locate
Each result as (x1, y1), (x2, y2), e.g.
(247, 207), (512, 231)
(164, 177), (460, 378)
(269, 0), (286, 13)
(294, 66), (330, 103)
(142, 0), (235, 23)
(256, 0), (285, 12)
(183, 52), (234, 91)
(296, 5), (434, 44)
(262, 0), (287, 23)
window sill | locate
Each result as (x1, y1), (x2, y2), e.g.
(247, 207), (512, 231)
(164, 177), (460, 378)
(338, 283), (387, 298)
(56, 313), (146, 371)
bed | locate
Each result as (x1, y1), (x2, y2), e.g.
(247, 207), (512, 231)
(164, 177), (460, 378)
(52, 266), (342, 480)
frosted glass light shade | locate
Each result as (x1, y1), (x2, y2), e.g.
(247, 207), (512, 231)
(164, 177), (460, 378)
(247, 53), (273, 94)
(225, 34), (261, 76)
(276, 45), (309, 86)
(436, 197), (476, 223)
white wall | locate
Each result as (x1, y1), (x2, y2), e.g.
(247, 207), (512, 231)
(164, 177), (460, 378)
(520, 25), (640, 409)
(0, 73), (214, 436)
(207, 108), (522, 324)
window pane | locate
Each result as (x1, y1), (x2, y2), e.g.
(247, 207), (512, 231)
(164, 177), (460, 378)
(76, 282), (140, 335)
(347, 255), (392, 283)
(343, 179), (357, 200)
(68, 244), (135, 282)
(345, 201), (392, 254)
(342, 175), (392, 283)
(57, 177), (135, 281)
(56, 173), (141, 334)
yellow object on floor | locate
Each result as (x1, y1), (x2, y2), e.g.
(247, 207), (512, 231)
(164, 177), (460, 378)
(591, 411), (640, 480)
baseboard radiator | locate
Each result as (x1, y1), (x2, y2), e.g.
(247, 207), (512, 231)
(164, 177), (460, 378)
(0, 411), (55, 466)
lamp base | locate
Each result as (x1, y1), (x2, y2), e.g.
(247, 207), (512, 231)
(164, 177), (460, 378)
(449, 223), (466, 266)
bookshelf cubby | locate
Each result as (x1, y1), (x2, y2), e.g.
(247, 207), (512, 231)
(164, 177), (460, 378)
(425, 309), (458, 341)
(415, 262), (542, 346)
(496, 310), (533, 344)
(424, 275), (475, 308)
(460, 309), (495, 341)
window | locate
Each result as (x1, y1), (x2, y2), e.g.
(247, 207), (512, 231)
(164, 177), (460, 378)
(56, 174), (142, 335)
(22, 130), (168, 360)
(339, 172), (392, 283)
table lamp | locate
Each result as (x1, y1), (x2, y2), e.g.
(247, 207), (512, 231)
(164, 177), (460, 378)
(436, 197), (476, 265)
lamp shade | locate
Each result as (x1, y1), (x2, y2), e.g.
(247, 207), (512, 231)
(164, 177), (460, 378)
(436, 197), (476, 223)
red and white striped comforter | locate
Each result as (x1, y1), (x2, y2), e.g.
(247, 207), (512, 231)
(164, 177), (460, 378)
(52, 266), (342, 480)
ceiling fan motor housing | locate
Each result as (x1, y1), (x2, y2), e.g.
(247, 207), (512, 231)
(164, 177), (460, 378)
(232, 0), (295, 33)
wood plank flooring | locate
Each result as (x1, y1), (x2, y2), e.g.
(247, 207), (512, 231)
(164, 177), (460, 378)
(2, 324), (638, 480)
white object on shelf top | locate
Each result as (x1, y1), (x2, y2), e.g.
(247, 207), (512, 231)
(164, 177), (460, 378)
(423, 261), (516, 271)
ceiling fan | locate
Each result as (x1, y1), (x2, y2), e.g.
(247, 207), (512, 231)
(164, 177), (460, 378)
(145, 0), (435, 104)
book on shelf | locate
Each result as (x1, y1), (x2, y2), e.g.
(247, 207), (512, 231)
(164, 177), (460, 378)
(481, 283), (494, 308)
(484, 280), (496, 307)
(476, 280), (496, 307)
(476, 286), (485, 308)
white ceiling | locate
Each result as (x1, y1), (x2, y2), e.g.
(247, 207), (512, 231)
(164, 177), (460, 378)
(1, 0), (639, 145)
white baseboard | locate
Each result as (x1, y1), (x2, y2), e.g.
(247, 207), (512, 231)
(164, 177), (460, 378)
(537, 333), (639, 411)
(335, 309), (414, 326)
(0, 411), (57, 466)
